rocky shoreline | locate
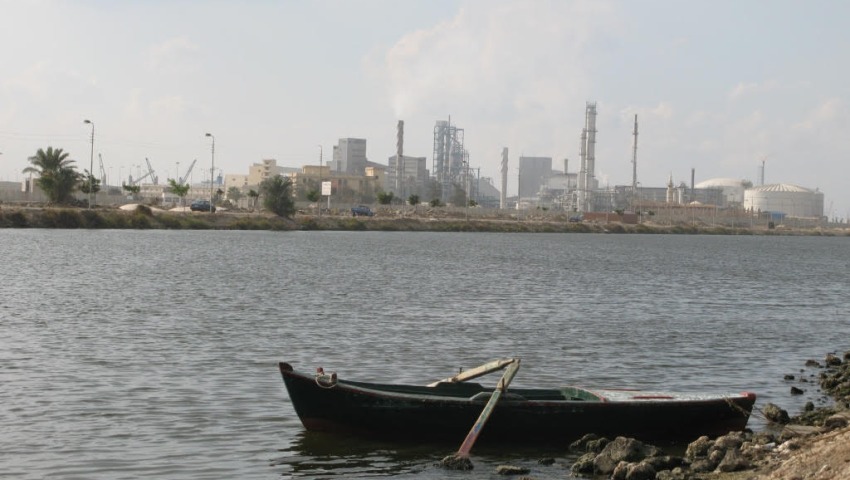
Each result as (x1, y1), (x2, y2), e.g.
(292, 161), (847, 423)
(488, 351), (850, 479)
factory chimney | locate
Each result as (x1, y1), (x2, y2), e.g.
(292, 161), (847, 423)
(585, 102), (597, 212)
(578, 127), (587, 212)
(691, 167), (697, 202)
(577, 102), (597, 212)
(500, 147), (508, 209)
(631, 114), (638, 191)
(396, 120), (404, 196)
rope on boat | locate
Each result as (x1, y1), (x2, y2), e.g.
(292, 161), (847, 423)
(724, 395), (768, 422)
(315, 373), (338, 389)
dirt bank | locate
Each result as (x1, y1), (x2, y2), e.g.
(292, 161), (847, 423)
(2, 205), (848, 235)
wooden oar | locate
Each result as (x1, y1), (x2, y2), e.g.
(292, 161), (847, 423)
(427, 358), (517, 387)
(440, 358), (521, 469)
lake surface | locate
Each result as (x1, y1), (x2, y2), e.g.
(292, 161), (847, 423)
(2, 230), (848, 479)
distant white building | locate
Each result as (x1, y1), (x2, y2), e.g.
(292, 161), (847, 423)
(744, 184), (824, 218)
(695, 178), (749, 205)
(333, 138), (368, 175)
(385, 154), (429, 198)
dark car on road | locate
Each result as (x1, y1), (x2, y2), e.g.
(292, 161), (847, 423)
(190, 199), (215, 212)
(351, 205), (374, 217)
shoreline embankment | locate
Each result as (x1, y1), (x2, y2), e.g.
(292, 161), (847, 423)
(2, 205), (848, 235)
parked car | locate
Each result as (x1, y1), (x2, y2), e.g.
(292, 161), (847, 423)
(351, 205), (374, 217)
(190, 199), (216, 212)
(568, 214), (583, 223)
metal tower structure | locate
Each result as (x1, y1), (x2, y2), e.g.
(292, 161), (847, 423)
(577, 102), (598, 213)
(500, 147), (508, 209)
(432, 118), (465, 202)
(631, 114), (638, 191)
(577, 126), (587, 211)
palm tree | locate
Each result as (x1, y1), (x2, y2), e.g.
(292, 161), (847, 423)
(23, 147), (80, 204)
(78, 170), (101, 200)
(260, 175), (295, 217)
(408, 194), (420, 213)
(227, 187), (243, 204)
(247, 189), (260, 210)
(167, 178), (190, 207)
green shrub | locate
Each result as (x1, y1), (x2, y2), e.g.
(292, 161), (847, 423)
(184, 217), (211, 230)
(1, 211), (28, 227)
(81, 210), (106, 228)
(129, 213), (152, 229)
(298, 218), (320, 230)
(40, 209), (83, 228)
(340, 218), (367, 230)
(135, 205), (153, 216)
(155, 214), (184, 229)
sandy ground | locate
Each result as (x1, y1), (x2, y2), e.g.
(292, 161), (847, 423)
(753, 425), (850, 480)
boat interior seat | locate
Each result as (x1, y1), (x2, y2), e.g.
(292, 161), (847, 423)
(560, 386), (603, 402)
(469, 391), (528, 402)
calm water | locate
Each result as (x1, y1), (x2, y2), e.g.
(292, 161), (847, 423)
(1, 230), (848, 479)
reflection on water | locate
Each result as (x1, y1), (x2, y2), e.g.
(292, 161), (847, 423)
(273, 432), (435, 478)
(272, 431), (582, 479)
(2, 230), (849, 479)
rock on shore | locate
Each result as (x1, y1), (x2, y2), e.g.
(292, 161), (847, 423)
(566, 350), (850, 480)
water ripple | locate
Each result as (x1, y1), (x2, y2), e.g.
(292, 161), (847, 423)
(1, 230), (848, 479)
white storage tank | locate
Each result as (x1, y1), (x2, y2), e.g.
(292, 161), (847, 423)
(744, 183), (824, 218)
(694, 178), (748, 205)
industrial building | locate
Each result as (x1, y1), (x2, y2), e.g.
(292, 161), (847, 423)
(2, 99), (832, 222)
(694, 178), (749, 205)
(432, 119), (468, 203)
(384, 154), (429, 200)
(332, 138), (368, 176)
(518, 156), (552, 199)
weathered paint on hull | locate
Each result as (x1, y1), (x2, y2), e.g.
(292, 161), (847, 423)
(279, 362), (756, 444)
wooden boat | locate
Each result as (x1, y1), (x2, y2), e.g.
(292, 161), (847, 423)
(278, 358), (757, 444)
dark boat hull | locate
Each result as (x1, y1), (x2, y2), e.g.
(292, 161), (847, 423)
(278, 362), (756, 444)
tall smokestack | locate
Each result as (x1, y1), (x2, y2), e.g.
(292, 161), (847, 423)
(396, 120), (404, 196)
(577, 102), (597, 213)
(631, 114), (638, 191)
(578, 127), (587, 212)
(691, 167), (697, 202)
(500, 147), (508, 209)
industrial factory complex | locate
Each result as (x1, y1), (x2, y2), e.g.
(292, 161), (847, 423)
(1, 102), (828, 224)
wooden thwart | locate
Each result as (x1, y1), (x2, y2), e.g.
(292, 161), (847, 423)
(427, 358), (517, 387)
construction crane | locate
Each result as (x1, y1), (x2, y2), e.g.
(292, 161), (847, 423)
(178, 159), (197, 185)
(127, 159), (155, 186)
(98, 154), (107, 186)
(145, 157), (158, 185)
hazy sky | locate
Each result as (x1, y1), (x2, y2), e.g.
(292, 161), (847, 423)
(1, 0), (848, 217)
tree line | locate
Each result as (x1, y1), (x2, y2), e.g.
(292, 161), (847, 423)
(22, 146), (296, 217)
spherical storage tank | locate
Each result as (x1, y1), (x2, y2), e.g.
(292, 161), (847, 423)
(744, 184), (824, 218)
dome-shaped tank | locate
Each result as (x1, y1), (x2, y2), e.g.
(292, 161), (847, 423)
(694, 178), (748, 205)
(744, 184), (824, 218)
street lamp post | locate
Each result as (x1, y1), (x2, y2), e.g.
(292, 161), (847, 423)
(318, 145), (323, 216)
(83, 119), (95, 208)
(205, 133), (215, 213)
